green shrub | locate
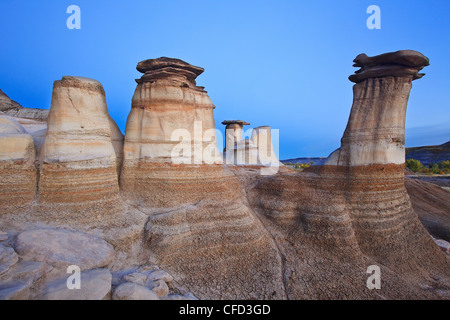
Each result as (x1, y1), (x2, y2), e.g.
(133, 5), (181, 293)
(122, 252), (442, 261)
(439, 160), (450, 174)
(406, 159), (423, 172)
(429, 163), (441, 174)
(300, 163), (311, 169)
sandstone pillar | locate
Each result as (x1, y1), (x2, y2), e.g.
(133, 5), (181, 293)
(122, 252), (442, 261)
(222, 120), (250, 151)
(38, 76), (123, 213)
(326, 50), (429, 166)
(119, 58), (284, 299)
(321, 50), (441, 268)
(120, 57), (225, 202)
(250, 125), (280, 166)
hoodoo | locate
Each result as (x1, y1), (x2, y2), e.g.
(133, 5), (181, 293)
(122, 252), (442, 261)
(38, 76), (124, 216)
(250, 125), (280, 167)
(222, 120), (250, 152)
(0, 51), (448, 300)
(120, 58), (284, 299)
(247, 50), (449, 299)
(222, 121), (280, 167)
(327, 50), (430, 166)
(120, 57), (225, 203)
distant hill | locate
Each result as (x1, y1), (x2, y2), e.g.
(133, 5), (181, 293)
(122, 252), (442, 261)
(282, 141), (450, 166)
(281, 157), (327, 166)
(406, 141), (450, 165)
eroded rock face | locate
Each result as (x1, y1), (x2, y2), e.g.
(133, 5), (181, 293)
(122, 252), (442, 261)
(405, 177), (450, 241)
(119, 58), (285, 299)
(0, 281), (30, 300)
(0, 52), (448, 300)
(222, 122), (280, 169)
(38, 76), (124, 216)
(121, 57), (221, 165)
(120, 58), (231, 205)
(0, 115), (36, 214)
(0, 88), (48, 121)
(245, 50), (450, 299)
(120, 58), (225, 203)
(0, 116), (35, 163)
(348, 50), (429, 83)
(0, 89), (22, 114)
(0, 245), (19, 275)
(0, 90), (48, 161)
(326, 50), (429, 166)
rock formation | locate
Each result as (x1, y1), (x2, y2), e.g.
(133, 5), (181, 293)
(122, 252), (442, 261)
(222, 121), (280, 168)
(0, 88), (48, 121)
(222, 120), (250, 151)
(250, 125), (280, 167)
(405, 176), (450, 241)
(222, 120), (254, 165)
(120, 58), (228, 204)
(120, 58), (284, 299)
(0, 115), (36, 214)
(0, 51), (448, 300)
(326, 50), (429, 166)
(0, 89), (22, 114)
(37, 76), (124, 217)
(122, 58), (221, 165)
(245, 50), (449, 299)
(120, 57), (226, 202)
(0, 89), (49, 162)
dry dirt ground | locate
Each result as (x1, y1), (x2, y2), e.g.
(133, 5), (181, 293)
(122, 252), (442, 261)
(405, 176), (450, 242)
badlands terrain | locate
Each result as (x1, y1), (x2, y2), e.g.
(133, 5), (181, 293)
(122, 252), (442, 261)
(0, 51), (449, 300)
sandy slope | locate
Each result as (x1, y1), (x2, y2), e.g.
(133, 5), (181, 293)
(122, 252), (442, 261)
(405, 176), (450, 241)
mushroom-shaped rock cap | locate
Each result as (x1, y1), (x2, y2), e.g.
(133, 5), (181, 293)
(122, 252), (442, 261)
(137, 57), (204, 76)
(349, 50), (429, 83)
(222, 120), (251, 126)
(136, 57), (205, 86)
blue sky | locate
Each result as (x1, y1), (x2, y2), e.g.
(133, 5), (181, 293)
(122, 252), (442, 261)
(1, 0), (449, 159)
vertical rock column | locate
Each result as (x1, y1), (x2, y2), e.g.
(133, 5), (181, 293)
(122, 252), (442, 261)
(120, 57), (224, 204)
(38, 76), (124, 217)
(248, 51), (448, 298)
(250, 125), (280, 166)
(120, 58), (285, 299)
(222, 120), (253, 165)
(323, 50), (445, 272)
(326, 50), (429, 166)
(222, 120), (250, 151)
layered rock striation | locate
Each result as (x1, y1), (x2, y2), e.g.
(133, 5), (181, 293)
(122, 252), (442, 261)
(119, 58), (284, 299)
(0, 51), (448, 300)
(245, 50), (449, 299)
(120, 57), (224, 203)
(327, 50), (429, 166)
(0, 115), (36, 214)
(37, 76), (124, 217)
(0, 88), (49, 121)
